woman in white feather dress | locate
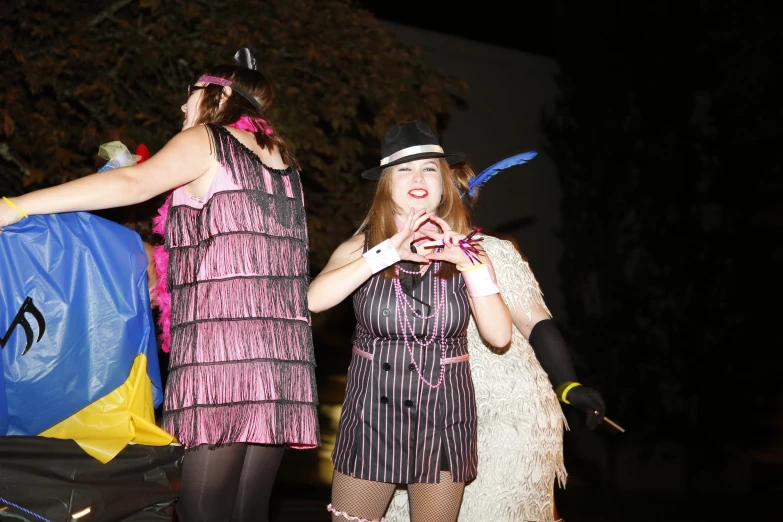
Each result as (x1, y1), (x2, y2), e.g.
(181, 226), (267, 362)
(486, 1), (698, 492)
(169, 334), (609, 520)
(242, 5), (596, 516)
(384, 165), (607, 522)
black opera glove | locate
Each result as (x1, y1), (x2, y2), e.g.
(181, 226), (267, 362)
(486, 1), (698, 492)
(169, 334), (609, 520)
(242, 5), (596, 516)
(528, 319), (607, 430)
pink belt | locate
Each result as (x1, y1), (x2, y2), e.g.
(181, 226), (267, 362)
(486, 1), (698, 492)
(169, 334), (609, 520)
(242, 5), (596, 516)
(352, 346), (469, 364)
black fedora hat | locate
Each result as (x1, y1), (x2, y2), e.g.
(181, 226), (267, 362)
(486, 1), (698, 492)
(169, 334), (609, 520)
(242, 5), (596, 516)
(361, 120), (466, 180)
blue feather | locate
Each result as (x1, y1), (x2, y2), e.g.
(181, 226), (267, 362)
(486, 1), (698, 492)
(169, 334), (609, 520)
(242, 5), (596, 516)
(464, 151), (538, 198)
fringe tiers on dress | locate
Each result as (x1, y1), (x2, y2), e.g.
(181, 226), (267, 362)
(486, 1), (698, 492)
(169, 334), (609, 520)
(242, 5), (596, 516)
(152, 124), (319, 450)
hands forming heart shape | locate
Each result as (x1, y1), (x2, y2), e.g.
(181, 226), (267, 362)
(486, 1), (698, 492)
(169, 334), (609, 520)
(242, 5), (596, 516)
(390, 208), (486, 267)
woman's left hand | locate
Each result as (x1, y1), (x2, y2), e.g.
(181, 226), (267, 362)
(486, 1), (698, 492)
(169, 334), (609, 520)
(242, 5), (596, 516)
(418, 215), (485, 267)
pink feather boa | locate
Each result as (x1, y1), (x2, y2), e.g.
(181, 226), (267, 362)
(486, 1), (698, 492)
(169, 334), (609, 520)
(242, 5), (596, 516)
(228, 115), (273, 135)
(151, 194), (172, 353)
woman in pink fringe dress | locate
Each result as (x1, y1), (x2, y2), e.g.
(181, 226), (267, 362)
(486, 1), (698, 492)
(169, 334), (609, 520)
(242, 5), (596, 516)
(0, 48), (319, 522)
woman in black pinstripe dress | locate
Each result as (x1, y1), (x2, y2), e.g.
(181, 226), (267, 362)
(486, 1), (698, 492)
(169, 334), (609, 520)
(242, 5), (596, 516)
(308, 121), (512, 522)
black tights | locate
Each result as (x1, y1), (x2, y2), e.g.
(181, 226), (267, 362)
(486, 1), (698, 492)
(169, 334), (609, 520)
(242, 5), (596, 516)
(176, 443), (285, 522)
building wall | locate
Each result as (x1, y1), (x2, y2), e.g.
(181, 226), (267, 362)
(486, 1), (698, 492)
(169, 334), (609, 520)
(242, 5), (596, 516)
(382, 22), (567, 318)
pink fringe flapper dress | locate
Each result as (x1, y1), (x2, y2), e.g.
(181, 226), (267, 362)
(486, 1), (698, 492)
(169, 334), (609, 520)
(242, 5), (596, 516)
(152, 124), (319, 450)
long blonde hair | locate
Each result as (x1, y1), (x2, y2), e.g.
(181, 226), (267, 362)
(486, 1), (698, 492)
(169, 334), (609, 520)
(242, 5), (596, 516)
(356, 158), (475, 279)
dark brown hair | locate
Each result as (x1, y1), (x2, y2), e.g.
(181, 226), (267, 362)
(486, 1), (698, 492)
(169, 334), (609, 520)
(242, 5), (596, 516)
(193, 64), (298, 169)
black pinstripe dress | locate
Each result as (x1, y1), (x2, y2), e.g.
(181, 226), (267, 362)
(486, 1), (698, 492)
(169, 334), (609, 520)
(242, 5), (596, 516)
(332, 263), (478, 484)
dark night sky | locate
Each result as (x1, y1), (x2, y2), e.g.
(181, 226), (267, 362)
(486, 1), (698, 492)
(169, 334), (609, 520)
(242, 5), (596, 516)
(358, 1), (556, 57)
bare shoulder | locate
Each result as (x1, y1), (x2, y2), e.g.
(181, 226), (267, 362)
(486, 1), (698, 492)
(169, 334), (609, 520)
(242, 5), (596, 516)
(153, 125), (214, 164)
(130, 125), (214, 194)
(258, 148), (288, 170)
(170, 124), (212, 148)
(223, 126), (288, 169)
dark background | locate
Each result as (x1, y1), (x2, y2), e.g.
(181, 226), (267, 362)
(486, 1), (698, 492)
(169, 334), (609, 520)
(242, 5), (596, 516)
(1, 0), (779, 520)
(359, 1), (556, 57)
(351, 1), (781, 520)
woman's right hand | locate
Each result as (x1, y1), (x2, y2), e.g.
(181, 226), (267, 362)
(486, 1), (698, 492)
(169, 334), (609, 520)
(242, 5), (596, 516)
(0, 197), (25, 234)
(389, 207), (432, 264)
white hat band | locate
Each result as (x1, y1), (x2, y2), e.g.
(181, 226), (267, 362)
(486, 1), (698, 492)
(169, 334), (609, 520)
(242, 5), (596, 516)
(380, 145), (444, 166)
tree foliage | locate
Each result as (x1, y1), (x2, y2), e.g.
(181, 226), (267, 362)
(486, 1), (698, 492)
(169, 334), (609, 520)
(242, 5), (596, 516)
(0, 0), (465, 271)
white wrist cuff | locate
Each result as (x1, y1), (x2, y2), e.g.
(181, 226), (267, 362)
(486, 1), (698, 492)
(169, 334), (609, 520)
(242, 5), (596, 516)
(363, 239), (401, 274)
(461, 262), (500, 298)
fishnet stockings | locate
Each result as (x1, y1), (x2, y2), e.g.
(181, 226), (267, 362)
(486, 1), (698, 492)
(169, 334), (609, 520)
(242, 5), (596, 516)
(407, 472), (465, 522)
(330, 471), (465, 522)
(330, 471), (397, 521)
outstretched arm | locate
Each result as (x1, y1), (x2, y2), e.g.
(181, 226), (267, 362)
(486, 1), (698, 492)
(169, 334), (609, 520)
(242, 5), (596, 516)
(0, 125), (213, 228)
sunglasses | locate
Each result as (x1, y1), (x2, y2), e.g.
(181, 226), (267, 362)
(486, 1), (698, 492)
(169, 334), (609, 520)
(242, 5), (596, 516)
(187, 84), (208, 98)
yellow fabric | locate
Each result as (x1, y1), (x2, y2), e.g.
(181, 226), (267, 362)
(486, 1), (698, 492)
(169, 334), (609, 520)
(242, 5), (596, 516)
(39, 354), (176, 463)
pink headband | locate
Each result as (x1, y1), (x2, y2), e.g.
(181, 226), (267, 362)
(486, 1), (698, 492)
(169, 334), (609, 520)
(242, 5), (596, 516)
(196, 75), (264, 113)
(198, 75), (232, 87)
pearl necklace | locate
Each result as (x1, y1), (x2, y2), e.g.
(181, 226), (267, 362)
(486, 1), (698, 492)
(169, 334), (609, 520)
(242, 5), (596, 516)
(392, 262), (448, 389)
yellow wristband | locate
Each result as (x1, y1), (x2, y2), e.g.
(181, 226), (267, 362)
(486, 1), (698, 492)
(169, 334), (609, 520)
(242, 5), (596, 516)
(3, 197), (28, 218)
(557, 381), (582, 404)
(456, 261), (484, 272)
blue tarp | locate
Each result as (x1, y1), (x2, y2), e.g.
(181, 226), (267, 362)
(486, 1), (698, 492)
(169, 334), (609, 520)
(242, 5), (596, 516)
(0, 212), (163, 436)
(0, 345), (6, 435)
